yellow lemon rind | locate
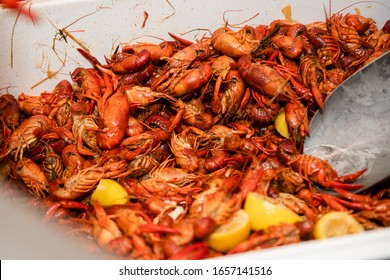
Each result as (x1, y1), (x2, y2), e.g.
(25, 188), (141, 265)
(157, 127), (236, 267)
(207, 209), (251, 253)
(91, 179), (128, 207)
(313, 211), (364, 240)
(244, 192), (303, 231)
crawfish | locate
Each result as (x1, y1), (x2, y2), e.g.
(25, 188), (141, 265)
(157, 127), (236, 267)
(169, 97), (213, 131)
(90, 201), (133, 256)
(277, 140), (366, 190)
(163, 218), (197, 257)
(276, 192), (317, 221)
(138, 195), (178, 218)
(204, 124), (248, 152)
(122, 41), (176, 63)
(122, 63), (155, 86)
(203, 149), (250, 172)
(137, 176), (199, 198)
(108, 49), (151, 74)
(299, 55), (326, 108)
(2, 115), (54, 161)
(50, 80), (74, 128)
(142, 165), (201, 188)
(216, 70), (246, 116)
(72, 112), (100, 156)
(105, 206), (145, 236)
(97, 92), (130, 150)
(107, 206), (179, 259)
(268, 20), (306, 37)
(269, 167), (306, 195)
(344, 14), (377, 36)
(163, 217), (195, 252)
(52, 160), (128, 200)
(172, 62), (213, 97)
(170, 129), (202, 172)
(284, 99), (309, 141)
(166, 241), (210, 260)
(250, 130), (283, 158)
(155, 62), (213, 97)
(271, 34), (304, 59)
(228, 223), (300, 254)
(126, 116), (144, 137)
(125, 154), (159, 178)
(71, 67), (103, 101)
(17, 93), (52, 117)
(190, 170), (243, 225)
(251, 20), (305, 57)
(144, 114), (171, 132)
(104, 129), (168, 162)
(167, 40), (211, 68)
(71, 67), (102, 97)
(0, 94), (21, 131)
(15, 158), (50, 199)
(237, 55), (297, 101)
(41, 199), (89, 222)
(61, 144), (90, 181)
(249, 91), (280, 127)
(149, 40), (212, 94)
(358, 199), (390, 227)
(307, 26), (342, 66)
(210, 55), (236, 113)
(125, 86), (175, 107)
(121, 128), (169, 151)
(211, 26), (258, 58)
(327, 13), (372, 56)
(41, 145), (64, 182)
(366, 29), (390, 52)
(322, 67), (346, 93)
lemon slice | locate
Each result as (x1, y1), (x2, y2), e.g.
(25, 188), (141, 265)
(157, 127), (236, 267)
(274, 111), (290, 138)
(313, 211), (364, 239)
(91, 179), (128, 206)
(244, 192), (302, 231)
(207, 209), (251, 252)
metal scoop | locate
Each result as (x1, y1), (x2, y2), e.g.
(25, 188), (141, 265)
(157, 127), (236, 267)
(303, 51), (390, 193)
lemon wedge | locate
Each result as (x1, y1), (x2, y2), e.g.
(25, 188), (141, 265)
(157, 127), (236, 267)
(274, 111), (290, 138)
(313, 211), (364, 239)
(91, 179), (128, 206)
(207, 209), (251, 252)
(244, 192), (303, 231)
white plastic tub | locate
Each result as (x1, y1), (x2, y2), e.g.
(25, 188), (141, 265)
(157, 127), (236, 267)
(1, 0), (389, 259)
(1, 0), (389, 94)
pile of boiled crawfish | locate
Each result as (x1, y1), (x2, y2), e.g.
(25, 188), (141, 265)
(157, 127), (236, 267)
(1, 12), (390, 259)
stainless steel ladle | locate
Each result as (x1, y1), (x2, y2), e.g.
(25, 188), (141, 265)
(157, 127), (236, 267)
(303, 51), (390, 193)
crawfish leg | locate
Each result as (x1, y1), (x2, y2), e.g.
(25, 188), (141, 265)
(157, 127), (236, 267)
(337, 168), (367, 183)
(317, 168), (364, 190)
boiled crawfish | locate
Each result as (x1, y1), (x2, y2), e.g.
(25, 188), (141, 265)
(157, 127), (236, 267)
(211, 26), (259, 58)
(51, 160), (128, 200)
(2, 115), (54, 161)
(237, 55), (297, 101)
(14, 158), (50, 199)
(0, 94), (21, 132)
(277, 140), (366, 190)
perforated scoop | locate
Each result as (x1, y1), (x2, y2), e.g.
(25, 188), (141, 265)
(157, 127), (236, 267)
(303, 51), (390, 193)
